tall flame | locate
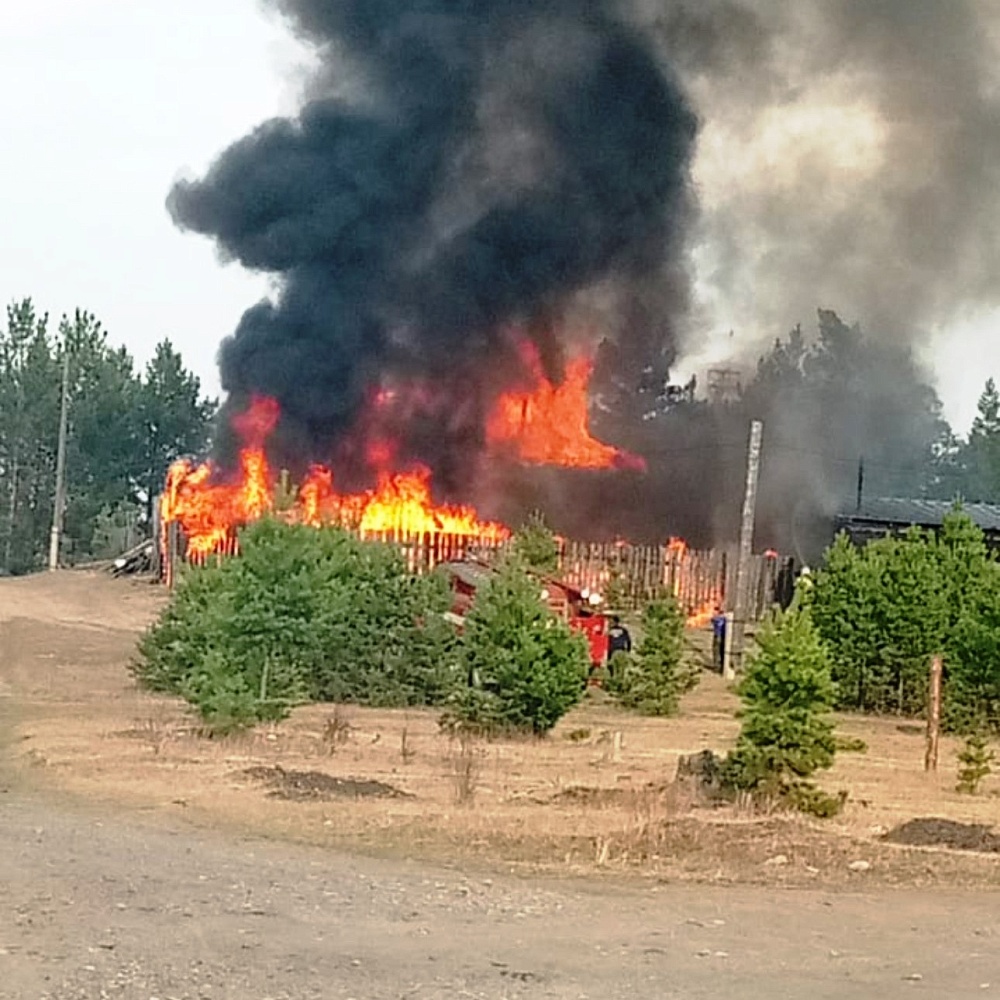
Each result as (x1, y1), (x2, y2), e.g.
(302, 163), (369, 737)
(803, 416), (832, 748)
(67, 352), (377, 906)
(486, 344), (645, 470)
(160, 345), (647, 561)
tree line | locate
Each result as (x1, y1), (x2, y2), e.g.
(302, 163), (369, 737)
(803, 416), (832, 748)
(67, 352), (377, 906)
(0, 298), (215, 574)
(810, 509), (1000, 731)
(6, 294), (1000, 574)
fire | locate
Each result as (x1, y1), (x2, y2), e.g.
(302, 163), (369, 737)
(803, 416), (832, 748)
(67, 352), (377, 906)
(160, 398), (508, 560)
(486, 344), (646, 470)
(665, 536), (722, 627)
(685, 599), (721, 629)
(298, 463), (508, 541)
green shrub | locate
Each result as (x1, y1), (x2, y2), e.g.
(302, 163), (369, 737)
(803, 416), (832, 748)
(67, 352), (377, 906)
(722, 607), (838, 805)
(612, 596), (688, 716)
(813, 509), (999, 726)
(834, 735), (869, 753)
(956, 733), (995, 794)
(446, 558), (588, 735)
(134, 518), (461, 730)
(603, 569), (630, 612)
(950, 562), (1000, 733)
(784, 783), (847, 819)
(181, 650), (303, 735)
(812, 526), (948, 715)
(510, 510), (560, 574)
(604, 649), (628, 702)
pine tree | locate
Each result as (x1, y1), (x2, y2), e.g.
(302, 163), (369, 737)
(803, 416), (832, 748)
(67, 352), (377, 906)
(511, 510), (560, 575)
(612, 595), (688, 715)
(966, 378), (1000, 501)
(956, 733), (994, 795)
(452, 557), (587, 734)
(723, 608), (837, 796)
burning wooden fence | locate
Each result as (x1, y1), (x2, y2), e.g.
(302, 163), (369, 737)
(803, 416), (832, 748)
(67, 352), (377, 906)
(556, 541), (784, 620)
(160, 518), (786, 622)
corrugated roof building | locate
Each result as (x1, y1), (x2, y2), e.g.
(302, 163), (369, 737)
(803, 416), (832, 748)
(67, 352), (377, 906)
(834, 497), (1000, 547)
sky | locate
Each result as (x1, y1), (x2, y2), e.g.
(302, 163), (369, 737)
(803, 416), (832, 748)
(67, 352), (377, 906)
(2, 0), (997, 436)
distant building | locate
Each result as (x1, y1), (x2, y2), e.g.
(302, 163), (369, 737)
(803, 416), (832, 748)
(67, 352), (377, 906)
(834, 497), (1000, 549)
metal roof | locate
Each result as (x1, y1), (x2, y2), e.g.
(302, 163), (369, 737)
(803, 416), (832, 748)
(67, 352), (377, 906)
(440, 559), (584, 597)
(837, 497), (1000, 532)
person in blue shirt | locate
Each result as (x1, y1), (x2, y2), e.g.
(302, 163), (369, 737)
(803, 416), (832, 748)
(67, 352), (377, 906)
(606, 615), (632, 676)
(710, 607), (727, 673)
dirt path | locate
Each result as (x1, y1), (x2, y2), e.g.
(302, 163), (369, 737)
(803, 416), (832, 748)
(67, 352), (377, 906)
(2, 786), (999, 1000)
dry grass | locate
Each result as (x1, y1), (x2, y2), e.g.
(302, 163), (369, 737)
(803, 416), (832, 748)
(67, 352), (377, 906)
(321, 705), (353, 754)
(447, 734), (484, 805)
(4, 571), (1000, 890)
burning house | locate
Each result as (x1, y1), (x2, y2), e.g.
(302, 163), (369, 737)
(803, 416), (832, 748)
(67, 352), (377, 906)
(149, 0), (1000, 603)
(162, 0), (699, 542)
(156, 1), (722, 600)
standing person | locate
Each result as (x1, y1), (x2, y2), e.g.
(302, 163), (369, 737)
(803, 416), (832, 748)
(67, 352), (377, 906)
(710, 606), (727, 673)
(606, 615), (632, 675)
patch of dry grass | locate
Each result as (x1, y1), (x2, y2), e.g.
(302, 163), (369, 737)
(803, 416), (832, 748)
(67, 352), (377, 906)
(4, 571), (1000, 889)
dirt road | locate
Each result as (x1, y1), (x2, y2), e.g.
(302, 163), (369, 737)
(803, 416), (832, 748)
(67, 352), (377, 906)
(2, 785), (999, 1000)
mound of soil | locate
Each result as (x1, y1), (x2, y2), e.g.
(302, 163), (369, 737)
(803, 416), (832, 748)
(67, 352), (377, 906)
(551, 786), (631, 806)
(884, 818), (1000, 854)
(551, 782), (671, 806)
(241, 766), (411, 802)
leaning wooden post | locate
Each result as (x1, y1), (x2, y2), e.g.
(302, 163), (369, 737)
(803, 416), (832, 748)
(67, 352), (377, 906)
(925, 654), (943, 772)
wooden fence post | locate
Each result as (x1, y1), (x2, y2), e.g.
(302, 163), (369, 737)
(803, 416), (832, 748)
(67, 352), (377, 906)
(166, 520), (179, 590)
(151, 497), (162, 581)
(925, 654), (943, 772)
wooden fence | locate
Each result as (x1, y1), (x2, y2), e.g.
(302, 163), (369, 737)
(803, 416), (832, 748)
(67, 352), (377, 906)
(162, 522), (787, 621)
(556, 541), (784, 619)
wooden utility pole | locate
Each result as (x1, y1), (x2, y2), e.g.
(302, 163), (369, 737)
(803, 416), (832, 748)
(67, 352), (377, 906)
(47, 349), (71, 572)
(727, 420), (764, 678)
(925, 654), (943, 772)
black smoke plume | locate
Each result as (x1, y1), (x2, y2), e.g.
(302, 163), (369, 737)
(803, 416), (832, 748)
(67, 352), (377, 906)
(168, 0), (697, 494)
(170, 2), (996, 556)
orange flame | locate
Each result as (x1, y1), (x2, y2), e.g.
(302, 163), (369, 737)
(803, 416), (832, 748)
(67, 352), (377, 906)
(160, 341), (651, 561)
(685, 598), (722, 629)
(486, 345), (646, 470)
(160, 398), (508, 559)
(299, 464), (509, 540)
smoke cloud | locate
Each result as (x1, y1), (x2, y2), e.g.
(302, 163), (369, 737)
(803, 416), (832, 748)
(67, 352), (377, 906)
(652, 0), (1000, 355)
(167, 0), (697, 492)
(169, 1), (1000, 555)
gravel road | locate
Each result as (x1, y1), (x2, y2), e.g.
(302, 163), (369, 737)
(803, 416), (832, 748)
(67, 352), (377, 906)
(2, 785), (999, 1000)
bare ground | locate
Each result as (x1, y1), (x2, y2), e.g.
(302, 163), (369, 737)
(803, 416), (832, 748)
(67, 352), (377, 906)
(5, 784), (1000, 1000)
(2, 571), (1000, 997)
(3, 570), (1000, 889)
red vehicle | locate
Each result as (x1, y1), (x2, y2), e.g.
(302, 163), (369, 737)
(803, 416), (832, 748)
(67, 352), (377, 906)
(441, 560), (609, 668)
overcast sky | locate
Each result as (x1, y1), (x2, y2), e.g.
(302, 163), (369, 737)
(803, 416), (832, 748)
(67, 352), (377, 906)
(3, 0), (997, 435)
